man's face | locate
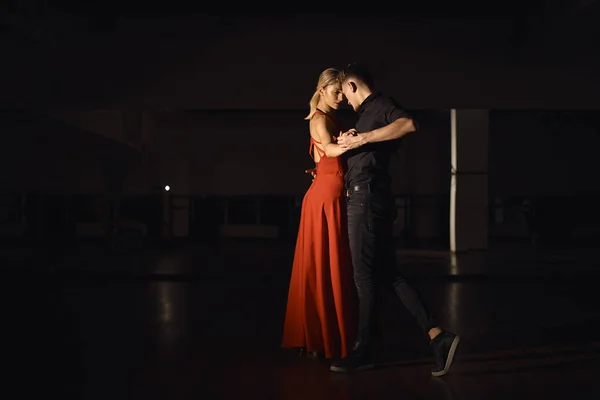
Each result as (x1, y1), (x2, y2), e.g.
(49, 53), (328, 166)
(342, 80), (359, 112)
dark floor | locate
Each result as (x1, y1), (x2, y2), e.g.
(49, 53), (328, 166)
(4, 239), (600, 399)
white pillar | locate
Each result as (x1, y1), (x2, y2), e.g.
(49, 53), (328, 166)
(450, 109), (489, 252)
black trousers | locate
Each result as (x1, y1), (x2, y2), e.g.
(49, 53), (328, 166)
(346, 186), (436, 347)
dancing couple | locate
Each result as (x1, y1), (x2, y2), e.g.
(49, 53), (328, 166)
(281, 63), (459, 376)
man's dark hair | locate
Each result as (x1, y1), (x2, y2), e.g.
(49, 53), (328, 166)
(341, 62), (374, 88)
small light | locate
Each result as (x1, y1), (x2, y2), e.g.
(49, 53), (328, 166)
(164, 185), (170, 191)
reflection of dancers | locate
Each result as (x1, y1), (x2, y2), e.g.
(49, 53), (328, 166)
(281, 67), (357, 360)
(330, 63), (459, 376)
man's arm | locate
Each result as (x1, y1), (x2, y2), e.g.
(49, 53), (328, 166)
(338, 117), (417, 150)
(361, 117), (416, 144)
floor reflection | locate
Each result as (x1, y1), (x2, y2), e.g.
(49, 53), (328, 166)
(446, 253), (461, 330)
(6, 241), (600, 398)
(151, 281), (188, 359)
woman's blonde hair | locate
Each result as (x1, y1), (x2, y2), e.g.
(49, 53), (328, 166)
(305, 67), (342, 120)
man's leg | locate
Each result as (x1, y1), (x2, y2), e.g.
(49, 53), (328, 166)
(330, 192), (377, 372)
(375, 192), (460, 377)
(375, 194), (437, 334)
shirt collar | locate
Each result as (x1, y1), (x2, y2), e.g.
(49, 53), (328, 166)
(357, 92), (378, 115)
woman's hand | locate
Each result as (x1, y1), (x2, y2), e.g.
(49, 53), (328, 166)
(338, 129), (364, 151)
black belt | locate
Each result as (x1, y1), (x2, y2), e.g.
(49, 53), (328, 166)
(345, 183), (389, 197)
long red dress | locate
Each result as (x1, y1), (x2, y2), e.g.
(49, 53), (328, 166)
(281, 110), (357, 359)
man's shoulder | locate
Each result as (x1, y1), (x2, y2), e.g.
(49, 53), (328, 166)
(372, 93), (402, 108)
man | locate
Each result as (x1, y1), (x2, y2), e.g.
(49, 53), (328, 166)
(330, 63), (459, 376)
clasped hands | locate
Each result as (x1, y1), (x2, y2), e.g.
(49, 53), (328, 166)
(337, 128), (364, 151)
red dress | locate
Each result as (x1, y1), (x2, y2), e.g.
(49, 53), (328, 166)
(281, 110), (357, 359)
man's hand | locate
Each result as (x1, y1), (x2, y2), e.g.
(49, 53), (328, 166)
(339, 128), (358, 137)
(337, 129), (365, 151)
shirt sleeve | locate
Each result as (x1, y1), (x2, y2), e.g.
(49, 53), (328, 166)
(384, 97), (412, 124)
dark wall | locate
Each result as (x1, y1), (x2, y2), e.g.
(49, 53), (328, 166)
(0, 110), (140, 194)
(143, 108), (600, 198)
(2, 15), (600, 109)
(489, 110), (600, 196)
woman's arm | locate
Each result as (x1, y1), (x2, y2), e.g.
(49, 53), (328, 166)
(311, 114), (346, 158)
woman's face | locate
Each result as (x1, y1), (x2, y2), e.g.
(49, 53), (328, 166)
(320, 83), (344, 110)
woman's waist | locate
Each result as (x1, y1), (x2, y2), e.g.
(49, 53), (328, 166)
(316, 162), (343, 174)
(315, 169), (344, 176)
(309, 177), (344, 194)
(316, 157), (342, 167)
(313, 173), (344, 186)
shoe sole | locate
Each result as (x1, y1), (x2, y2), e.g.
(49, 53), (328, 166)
(431, 335), (460, 377)
(330, 363), (375, 373)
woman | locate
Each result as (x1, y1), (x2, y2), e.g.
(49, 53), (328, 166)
(281, 68), (357, 360)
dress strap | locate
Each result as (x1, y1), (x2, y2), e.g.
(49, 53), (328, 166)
(309, 137), (326, 159)
(309, 108), (338, 160)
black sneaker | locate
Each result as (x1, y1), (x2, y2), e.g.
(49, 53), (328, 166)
(329, 344), (375, 373)
(430, 331), (460, 377)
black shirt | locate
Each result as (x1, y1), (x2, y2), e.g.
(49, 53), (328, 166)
(343, 93), (412, 187)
